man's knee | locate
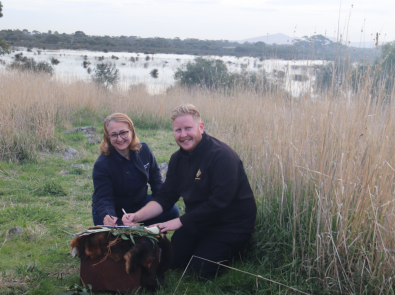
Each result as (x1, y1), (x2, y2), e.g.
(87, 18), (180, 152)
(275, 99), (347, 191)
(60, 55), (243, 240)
(170, 227), (198, 270)
(189, 257), (221, 278)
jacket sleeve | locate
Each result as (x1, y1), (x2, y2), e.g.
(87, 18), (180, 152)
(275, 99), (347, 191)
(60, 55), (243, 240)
(92, 160), (116, 220)
(152, 154), (180, 212)
(146, 144), (163, 197)
(179, 154), (239, 234)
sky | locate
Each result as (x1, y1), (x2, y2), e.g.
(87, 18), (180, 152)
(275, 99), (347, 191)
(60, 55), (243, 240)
(1, 0), (394, 43)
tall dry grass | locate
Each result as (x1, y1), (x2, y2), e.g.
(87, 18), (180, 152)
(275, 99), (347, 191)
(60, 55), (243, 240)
(1, 67), (395, 293)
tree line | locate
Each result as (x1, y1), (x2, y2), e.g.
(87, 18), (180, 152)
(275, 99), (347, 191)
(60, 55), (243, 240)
(0, 29), (378, 61)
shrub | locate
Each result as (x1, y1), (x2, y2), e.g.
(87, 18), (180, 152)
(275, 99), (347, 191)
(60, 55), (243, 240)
(14, 52), (25, 61)
(82, 60), (91, 68)
(50, 57), (60, 65)
(9, 57), (54, 75)
(91, 62), (119, 89)
(150, 68), (159, 78)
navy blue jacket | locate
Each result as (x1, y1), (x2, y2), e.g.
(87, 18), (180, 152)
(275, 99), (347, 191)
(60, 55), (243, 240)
(92, 142), (163, 220)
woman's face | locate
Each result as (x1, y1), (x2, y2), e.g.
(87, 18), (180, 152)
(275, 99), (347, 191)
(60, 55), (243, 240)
(107, 121), (132, 155)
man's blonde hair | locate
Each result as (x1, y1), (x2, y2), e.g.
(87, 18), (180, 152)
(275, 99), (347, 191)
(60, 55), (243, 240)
(171, 104), (201, 122)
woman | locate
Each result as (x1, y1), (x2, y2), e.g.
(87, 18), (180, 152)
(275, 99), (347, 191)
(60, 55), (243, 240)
(92, 113), (179, 226)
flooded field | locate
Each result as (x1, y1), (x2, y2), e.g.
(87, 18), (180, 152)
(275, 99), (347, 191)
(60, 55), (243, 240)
(0, 48), (328, 95)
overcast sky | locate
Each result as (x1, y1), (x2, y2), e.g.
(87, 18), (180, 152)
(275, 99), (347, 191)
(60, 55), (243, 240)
(1, 0), (394, 43)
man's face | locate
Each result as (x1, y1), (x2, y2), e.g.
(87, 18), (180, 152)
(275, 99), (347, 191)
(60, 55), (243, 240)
(173, 114), (204, 153)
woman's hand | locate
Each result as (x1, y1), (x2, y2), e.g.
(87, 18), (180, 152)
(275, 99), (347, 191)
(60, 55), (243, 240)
(103, 215), (118, 226)
(152, 218), (182, 232)
(122, 213), (138, 226)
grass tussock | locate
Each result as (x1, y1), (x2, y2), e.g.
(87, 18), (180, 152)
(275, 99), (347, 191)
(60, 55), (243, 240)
(1, 65), (395, 293)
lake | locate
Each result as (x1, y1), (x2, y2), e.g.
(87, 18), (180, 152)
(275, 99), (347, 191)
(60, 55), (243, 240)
(0, 48), (328, 95)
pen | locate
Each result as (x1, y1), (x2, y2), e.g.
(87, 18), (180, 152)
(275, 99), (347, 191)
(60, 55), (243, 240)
(122, 208), (130, 220)
(105, 207), (115, 220)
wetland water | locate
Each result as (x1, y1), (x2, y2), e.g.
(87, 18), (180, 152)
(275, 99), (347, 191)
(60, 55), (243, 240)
(0, 48), (328, 95)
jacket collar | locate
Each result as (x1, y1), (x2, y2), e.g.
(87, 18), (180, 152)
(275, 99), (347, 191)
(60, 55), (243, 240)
(111, 147), (132, 162)
(179, 132), (208, 158)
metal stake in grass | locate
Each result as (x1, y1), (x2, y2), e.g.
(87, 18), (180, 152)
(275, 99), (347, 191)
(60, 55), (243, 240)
(173, 255), (310, 295)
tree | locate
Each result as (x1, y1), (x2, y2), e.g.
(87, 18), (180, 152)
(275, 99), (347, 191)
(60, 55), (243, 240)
(0, 1), (10, 55)
(350, 42), (395, 97)
(174, 57), (269, 91)
(92, 63), (119, 89)
(174, 57), (230, 89)
(379, 41), (395, 73)
(45, 34), (60, 44)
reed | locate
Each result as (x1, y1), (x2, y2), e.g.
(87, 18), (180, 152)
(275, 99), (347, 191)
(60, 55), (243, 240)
(1, 63), (394, 293)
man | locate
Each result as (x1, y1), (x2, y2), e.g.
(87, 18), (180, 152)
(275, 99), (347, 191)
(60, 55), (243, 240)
(122, 104), (256, 278)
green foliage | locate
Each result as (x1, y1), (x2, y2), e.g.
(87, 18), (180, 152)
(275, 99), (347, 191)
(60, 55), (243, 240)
(371, 41), (395, 96)
(0, 1), (10, 56)
(0, 37), (10, 55)
(174, 57), (230, 89)
(91, 63), (119, 89)
(175, 57), (269, 91)
(9, 57), (54, 75)
(51, 57), (60, 65)
(46, 34), (61, 44)
(82, 60), (91, 68)
(349, 42), (395, 98)
(314, 59), (352, 93)
(314, 62), (336, 91)
(36, 180), (67, 196)
(149, 68), (159, 78)
(380, 41), (395, 72)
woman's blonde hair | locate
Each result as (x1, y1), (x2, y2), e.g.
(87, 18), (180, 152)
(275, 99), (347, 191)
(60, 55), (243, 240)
(99, 113), (141, 155)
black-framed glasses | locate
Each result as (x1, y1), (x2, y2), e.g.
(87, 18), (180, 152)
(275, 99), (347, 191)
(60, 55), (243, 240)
(108, 130), (129, 141)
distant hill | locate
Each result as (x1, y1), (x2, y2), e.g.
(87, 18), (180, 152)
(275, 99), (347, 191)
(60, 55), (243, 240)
(325, 36), (376, 48)
(238, 33), (299, 45)
(239, 33), (379, 48)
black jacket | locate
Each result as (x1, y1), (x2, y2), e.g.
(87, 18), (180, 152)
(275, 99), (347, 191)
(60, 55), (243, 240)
(153, 133), (256, 234)
(92, 142), (162, 220)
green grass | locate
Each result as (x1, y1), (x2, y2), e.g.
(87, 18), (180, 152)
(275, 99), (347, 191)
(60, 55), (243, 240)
(0, 110), (321, 295)
(0, 112), (182, 295)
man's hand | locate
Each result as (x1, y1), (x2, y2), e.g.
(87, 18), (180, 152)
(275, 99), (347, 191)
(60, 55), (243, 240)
(152, 218), (182, 232)
(103, 215), (117, 226)
(122, 213), (138, 226)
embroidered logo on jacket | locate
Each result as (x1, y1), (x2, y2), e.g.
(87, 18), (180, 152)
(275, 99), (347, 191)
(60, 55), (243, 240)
(195, 169), (201, 180)
(144, 163), (149, 169)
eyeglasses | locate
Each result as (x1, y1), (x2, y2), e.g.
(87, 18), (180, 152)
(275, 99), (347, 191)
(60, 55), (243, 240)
(108, 130), (130, 141)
